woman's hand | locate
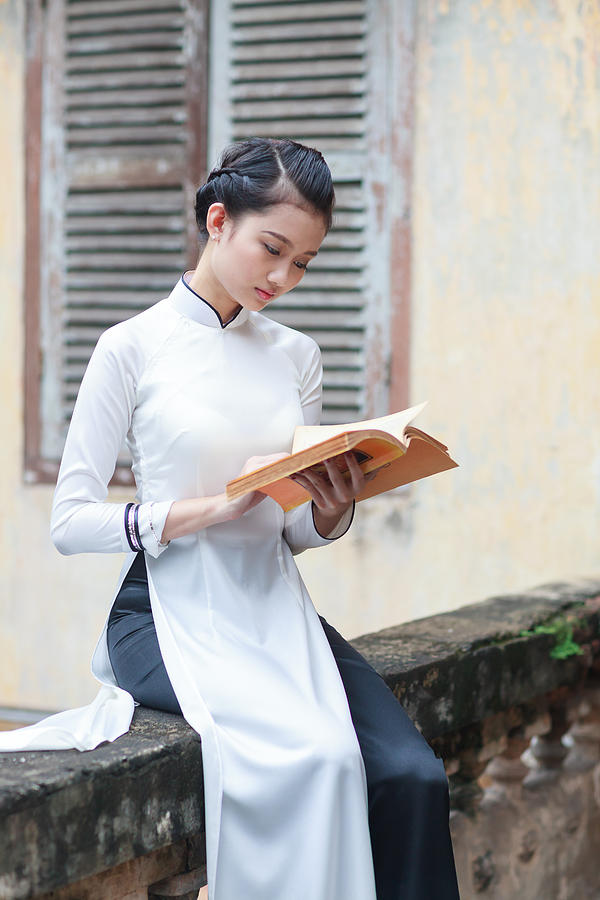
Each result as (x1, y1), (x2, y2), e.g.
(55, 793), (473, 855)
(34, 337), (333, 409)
(160, 453), (291, 542)
(224, 453), (291, 521)
(237, 453), (291, 478)
(290, 452), (375, 536)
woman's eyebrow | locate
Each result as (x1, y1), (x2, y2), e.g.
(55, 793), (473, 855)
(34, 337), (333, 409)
(262, 230), (318, 256)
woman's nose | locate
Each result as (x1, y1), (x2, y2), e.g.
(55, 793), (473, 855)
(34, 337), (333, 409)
(268, 261), (292, 288)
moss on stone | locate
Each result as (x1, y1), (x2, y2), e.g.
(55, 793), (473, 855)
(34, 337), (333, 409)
(519, 615), (584, 660)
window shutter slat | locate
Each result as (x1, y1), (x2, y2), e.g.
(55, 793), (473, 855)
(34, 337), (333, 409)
(67, 0), (185, 15)
(62, 291), (165, 310)
(66, 271), (184, 290)
(232, 0), (356, 7)
(66, 87), (187, 107)
(231, 20), (366, 42)
(275, 292), (363, 309)
(66, 250), (189, 267)
(232, 97), (367, 120)
(231, 77), (364, 101)
(231, 120), (364, 138)
(67, 125), (186, 147)
(67, 32), (185, 55)
(232, 37), (365, 62)
(233, 2), (364, 23)
(265, 309), (364, 329)
(67, 11), (187, 34)
(66, 69), (187, 90)
(65, 190), (186, 212)
(233, 59), (365, 81)
(66, 106), (187, 127)
(65, 49), (187, 72)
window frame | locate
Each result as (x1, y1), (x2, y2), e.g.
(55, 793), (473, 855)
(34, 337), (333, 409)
(23, 0), (414, 485)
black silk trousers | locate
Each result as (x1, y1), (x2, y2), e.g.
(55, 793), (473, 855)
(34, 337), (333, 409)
(107, 552), (460, 900)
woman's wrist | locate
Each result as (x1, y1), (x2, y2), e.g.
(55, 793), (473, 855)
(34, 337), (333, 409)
(160, 494), (230, 543)
(160, 489), (264, 543)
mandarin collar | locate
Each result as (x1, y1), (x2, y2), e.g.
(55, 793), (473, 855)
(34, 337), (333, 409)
(168, 273), (250, 329)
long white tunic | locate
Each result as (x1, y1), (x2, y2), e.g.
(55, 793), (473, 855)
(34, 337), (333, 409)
(0, 276), (377, 900)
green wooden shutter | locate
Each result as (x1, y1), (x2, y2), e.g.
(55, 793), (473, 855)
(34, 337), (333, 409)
(211, 0), (390, 425)
(39, 0), (208, 463)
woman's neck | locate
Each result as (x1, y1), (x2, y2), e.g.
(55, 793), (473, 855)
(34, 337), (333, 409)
(187, 251), (242, 324)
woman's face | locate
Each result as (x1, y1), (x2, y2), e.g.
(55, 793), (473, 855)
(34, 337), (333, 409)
(209, 202), (327, 313)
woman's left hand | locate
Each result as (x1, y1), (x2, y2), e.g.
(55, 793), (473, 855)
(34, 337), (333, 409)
(290, 452), (375, 534)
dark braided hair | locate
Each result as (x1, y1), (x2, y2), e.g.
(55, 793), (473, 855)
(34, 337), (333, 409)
(195, 138), (335, 242)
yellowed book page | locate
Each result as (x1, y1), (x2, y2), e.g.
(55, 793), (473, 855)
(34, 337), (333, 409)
(291, 401), (428, 454)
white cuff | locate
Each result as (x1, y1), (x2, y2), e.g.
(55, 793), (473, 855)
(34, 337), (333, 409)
(312, 500), (355, 540)
(137, 500), (175, 558)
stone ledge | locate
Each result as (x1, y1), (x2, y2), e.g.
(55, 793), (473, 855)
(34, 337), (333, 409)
(0, 711), (203, 899)
(2, 578), (600, 898)
(351, 578), (600, 741)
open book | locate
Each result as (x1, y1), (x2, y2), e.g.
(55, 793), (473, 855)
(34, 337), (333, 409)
(226, 402), (458, 512)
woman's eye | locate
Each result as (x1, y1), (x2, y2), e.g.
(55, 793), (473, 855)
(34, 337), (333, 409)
(264, 243), (307, 270)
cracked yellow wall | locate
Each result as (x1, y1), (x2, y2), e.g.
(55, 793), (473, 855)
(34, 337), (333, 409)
(298, 0), (600, 637)
(1, 0), (599, 710)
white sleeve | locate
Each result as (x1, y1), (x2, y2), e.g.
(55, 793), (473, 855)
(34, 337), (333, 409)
(282, 340), (355, 555)
(50, 329), (174, 559)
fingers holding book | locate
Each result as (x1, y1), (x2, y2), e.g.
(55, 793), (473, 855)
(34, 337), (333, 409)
(290, 451), (376, 513)
(225, 410), (457, 512)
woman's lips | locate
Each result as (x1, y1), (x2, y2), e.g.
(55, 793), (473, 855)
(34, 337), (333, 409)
(255, 287), (275, 302)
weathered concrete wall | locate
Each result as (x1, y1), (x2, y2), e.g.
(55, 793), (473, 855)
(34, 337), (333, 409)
(298, 0), (600, 636)
(1, 0), (599, 711)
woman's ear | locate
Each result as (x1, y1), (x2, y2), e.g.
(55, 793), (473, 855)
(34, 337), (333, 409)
(206, 202), (227, 241)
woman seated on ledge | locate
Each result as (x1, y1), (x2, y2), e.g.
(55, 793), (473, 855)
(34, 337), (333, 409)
(1, 137), (459, 900)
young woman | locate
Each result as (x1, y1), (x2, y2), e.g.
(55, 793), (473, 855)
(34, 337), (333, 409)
(1, 138), (459, 899)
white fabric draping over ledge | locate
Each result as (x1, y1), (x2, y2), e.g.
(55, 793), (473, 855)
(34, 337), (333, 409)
(0, 275), (375, 900)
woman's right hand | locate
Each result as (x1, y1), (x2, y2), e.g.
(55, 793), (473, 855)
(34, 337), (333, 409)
(160, 453), (290, 542)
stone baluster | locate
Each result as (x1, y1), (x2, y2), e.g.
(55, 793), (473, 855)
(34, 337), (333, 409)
(480, 736), (529, 809)
(446, 710), (519, 813)
(447, 747), (490, 813)
(563, 686), (600, 773)
(523, 703), (570, 789)
(480, 709), (550, 808)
